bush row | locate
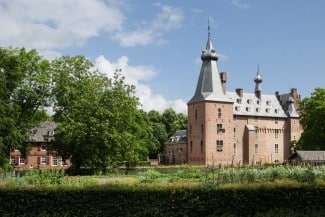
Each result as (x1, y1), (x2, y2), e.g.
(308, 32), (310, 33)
(0, 184), (324, 217)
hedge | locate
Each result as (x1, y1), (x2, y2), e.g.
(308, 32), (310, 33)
(0, 184), (324, 217)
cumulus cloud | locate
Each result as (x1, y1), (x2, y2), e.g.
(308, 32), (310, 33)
(113, 3), (183, 47)
(94, 55), (187, 113)
(0, 0), (124, 53)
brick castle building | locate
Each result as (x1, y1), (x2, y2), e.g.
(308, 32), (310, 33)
(165, 32), (302, 165)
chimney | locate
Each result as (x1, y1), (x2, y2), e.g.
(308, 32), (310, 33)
(236, 88), (243, 97)
(219, 72), (227, 94)
(290, 88), (299, 110)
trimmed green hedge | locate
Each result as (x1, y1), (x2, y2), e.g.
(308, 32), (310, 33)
(0, 184), (324, 217)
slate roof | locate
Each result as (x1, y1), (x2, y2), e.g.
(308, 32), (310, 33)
(227, 92), (287, 118)
(188, 35), (232, 104)
(27, 121), (57, 142)
(293, 151), (325, 161)
(165, 130), (187, 144)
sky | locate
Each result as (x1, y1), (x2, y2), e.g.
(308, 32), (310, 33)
(1, 0), (324, 114)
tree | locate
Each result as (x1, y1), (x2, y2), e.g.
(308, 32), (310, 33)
(148, 110), (168, 153)
(52, 56), (156, 170)
(0, 48), (51, 168)
(298, 88), (325, 150)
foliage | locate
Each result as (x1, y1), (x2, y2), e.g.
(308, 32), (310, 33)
(0, 181), (324, 217)
(52, 56), (157, 170)
(298, 87), (325, 150)
(148, 109), (187, 153)
(0, 48), (51, 168)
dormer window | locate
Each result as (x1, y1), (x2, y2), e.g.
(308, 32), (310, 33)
(236, 98), (242, 104)
(247, 99), (252, 104)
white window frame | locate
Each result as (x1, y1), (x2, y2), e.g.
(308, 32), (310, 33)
(19, 157), (25, 164)
(41, 156), (47, 165)
(52, 156), (58, 166)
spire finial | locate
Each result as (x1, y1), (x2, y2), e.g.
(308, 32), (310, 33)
(257, 64), (260, 75)
(208, 18), (211, 38)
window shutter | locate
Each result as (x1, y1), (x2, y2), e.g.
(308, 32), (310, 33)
(25, 157), (28, 165)
(37, 157), (41, 164)
(46, 156), (50, 165)
(15, 157), (19, 165)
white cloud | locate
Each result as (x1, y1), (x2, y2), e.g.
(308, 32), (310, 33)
(0, 0), (124, 50)
(229, 0), (251, 9)
(113, 3), (183, 47)
(94, 55), (187, 114)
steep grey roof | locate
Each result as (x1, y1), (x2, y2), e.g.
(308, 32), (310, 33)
(188, 36), (232, 104)
(287, 97), (299, 117)
(165, 130), (187, 144)
(227, 92), (287, 118)
(28, 121), (57, 142)
(295, 151), (325, 161)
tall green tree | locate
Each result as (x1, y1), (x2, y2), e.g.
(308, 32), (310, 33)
(52, 56), (156, 169)
(148, 110), (168, 153)
(0, 48), (50, 168)
(298, 87), (325, 150)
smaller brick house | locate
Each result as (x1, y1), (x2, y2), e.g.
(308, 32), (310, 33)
(164, 130), (188, 164)
(10, 121), (70, 170)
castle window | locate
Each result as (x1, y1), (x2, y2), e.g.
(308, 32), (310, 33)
(266, 100), (271, 105)
(246, 107), (251, 112)
(254, 144), (259, 153)
(257, 100), (260, 105)
(275, 129), (279, 138)
(201, 124), (204, 133)
(190, 141), (193, 152)
(274, 117), (279, 124)
(195, 109), (198, 119)
(274, 109), (278, 114)
(235, 106), (240, 111)
(254, 116), (258, 122)
(218, 108), (222, 117)
(275, 144), (279, 153)
(266, 108), (270, 113)
(237, 98), (242, 104)
(233, 127), (236, 138)
(200, 141), (203, 153)
(233, 143), (237, 153)
(217, 124), (223, 132)
(189, 125), (192, 134)
(255, 128), (259, 138)
(247, 99), (252, 104)
(216, 140), (223, 152)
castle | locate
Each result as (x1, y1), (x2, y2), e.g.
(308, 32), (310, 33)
(164, 32), (303, 165)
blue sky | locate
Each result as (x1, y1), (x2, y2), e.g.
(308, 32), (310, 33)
(1, 0), (324, 113)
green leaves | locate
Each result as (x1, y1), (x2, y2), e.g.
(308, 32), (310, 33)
(0, 48), (51, 168)
(298, 88), (325, 150)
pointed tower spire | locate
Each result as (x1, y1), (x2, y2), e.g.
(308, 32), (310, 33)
(254, 64), (263, 99)
(188, 25), (231, 104)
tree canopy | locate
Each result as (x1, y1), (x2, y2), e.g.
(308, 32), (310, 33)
(51, 56), (158, 169)
(0, 48), (50, 168)
(0, 47), (187, 170)
(298, 88), (325, 150)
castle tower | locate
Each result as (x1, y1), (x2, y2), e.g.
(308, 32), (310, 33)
(254, 65), (263, 99)
(187, 29), (233, 165)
